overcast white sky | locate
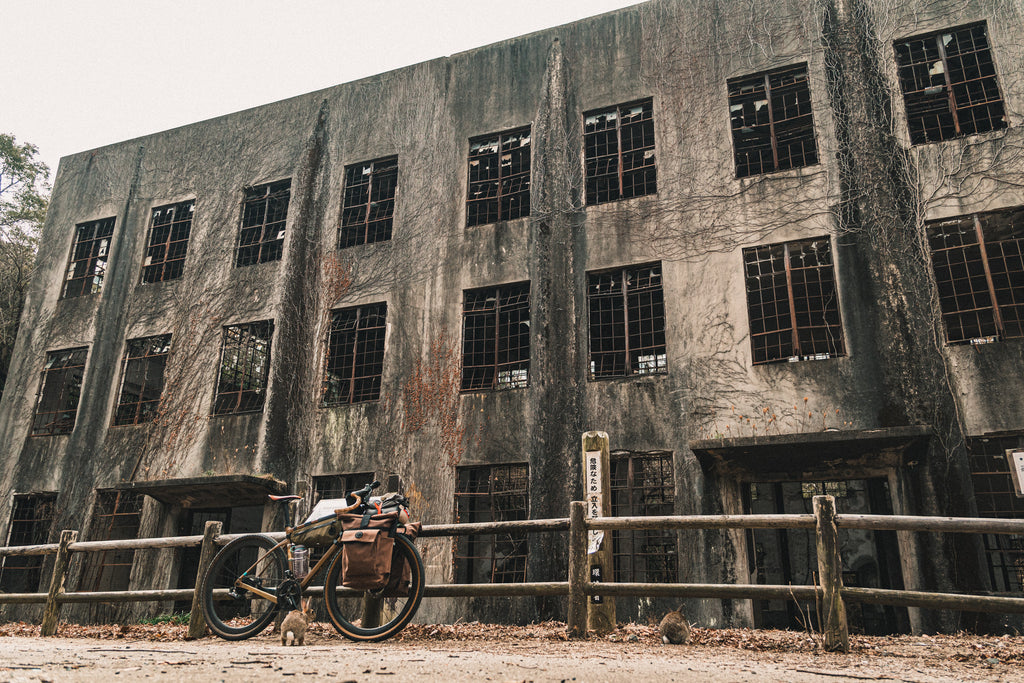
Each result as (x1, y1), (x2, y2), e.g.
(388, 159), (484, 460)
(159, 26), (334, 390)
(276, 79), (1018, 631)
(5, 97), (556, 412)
(3, 0), (644, 181)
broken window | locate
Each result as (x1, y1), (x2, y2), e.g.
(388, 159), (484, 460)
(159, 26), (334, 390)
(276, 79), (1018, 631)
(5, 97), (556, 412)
(587, 263), (667, 379)
(339, 157), (398, 248)
(312, 472), (376, 502)
(466, 127), (531, 226)
(213, 320), (274, 415)
(453, 464), (529, 583)
(141, 200), (193, 283)
(112, 334), (171, 426)
(31, 347), (88, 436)
(61, 217), (115, 299)
(967, 435), (1024, 592)
(610, 451), (676, 583)
(927, 208), (1023, 344)
(743, 237), (845, 365)
(322, 303), (387, 405)
(584, 98), (657, 205)
(895, 22), (1007, 145)
(0, 493), (57, 592)
(235, 180), (291, 267)
(728, 64), (819, 178)
(461, 282), (530, 391)
(78, 490), (144, 592)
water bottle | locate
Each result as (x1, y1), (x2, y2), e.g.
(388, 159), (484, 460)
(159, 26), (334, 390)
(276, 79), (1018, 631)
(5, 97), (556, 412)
(291, 545), (309, 579)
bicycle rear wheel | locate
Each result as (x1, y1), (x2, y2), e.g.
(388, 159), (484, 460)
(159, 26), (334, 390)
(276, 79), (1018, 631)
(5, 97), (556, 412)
(324, 533), (425, 642)
(200, 534), (287, 640)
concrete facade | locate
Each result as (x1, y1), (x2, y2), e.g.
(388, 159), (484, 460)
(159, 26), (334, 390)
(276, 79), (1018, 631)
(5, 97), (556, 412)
(1, 0), (1023, 632)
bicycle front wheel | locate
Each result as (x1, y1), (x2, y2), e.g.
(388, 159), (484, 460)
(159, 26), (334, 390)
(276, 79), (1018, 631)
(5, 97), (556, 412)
(200, 534), (287, 640)
(324, 533), (425, 642)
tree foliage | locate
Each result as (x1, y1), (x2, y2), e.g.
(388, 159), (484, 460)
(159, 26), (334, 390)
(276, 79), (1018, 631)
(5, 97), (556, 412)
(0, 133), (50, 398)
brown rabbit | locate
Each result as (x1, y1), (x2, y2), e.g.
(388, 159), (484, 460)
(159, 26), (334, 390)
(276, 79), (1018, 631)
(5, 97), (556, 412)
(280, 599), (313, 646)
(659, 605), (691, 645)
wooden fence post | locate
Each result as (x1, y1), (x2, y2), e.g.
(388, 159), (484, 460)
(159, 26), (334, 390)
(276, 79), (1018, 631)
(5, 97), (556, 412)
(41, 530), (77, 636)
(813, 495), (849, 653)
(567, 501), (588, 638)
(186, 520), (223, 640)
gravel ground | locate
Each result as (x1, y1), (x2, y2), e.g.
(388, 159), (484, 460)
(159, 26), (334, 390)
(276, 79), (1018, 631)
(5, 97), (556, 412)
(0, 622), (1021, 682)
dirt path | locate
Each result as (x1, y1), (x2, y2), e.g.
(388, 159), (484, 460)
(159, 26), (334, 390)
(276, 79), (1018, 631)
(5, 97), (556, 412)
(0, 622), (1020, 682)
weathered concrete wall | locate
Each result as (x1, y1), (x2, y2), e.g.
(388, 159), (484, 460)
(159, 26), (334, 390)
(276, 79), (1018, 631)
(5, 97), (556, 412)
(0, 0), (1022, 630)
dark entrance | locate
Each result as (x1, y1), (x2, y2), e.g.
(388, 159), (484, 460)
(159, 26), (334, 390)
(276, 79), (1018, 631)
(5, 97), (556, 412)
(173, 506), (263, 612)
(744, 478), (908, 634)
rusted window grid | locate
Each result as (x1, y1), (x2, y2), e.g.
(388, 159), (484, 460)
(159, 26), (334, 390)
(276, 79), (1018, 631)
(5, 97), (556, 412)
(453, 464), (528, 584)
(213, 321), (274, 415)
(928, 208), (1023, 344)
(112, 334), (171, 426)
(587, 263), (667, 379)
(967, 436), (1024, 592)
(323, 303), (387, 405)
(895, 22), (1006, 145)
(31, 347), (88, 436)
(461, 283), (530, 391)
(339, 157), (398, 248)
(79, 491), (143, 592)
(743, 237), (845, 364)
(584, 98), (657, 205)
(729, 64), (818, 178)
(235, 180), (291, 267)
(141, 200), (194, 283)
(466, 127), (531, 227)
(61, 217), (115, 299)
(610, 451), (677, 583)
(0, 494), (57, 592)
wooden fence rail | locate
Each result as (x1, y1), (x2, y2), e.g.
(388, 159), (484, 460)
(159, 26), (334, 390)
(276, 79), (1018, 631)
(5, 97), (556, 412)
(1, 496), (1022, 650)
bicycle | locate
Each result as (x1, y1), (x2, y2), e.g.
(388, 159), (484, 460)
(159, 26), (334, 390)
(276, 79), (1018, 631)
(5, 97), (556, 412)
(199, 480), (425, 643)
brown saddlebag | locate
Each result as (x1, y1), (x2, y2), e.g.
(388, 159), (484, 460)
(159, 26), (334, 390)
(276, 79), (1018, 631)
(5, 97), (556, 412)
(338, 511), (400, 590)
(382, 522), (421, 597)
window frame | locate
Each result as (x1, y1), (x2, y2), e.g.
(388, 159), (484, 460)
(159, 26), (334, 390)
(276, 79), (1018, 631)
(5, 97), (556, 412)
(466, 127), (531, 227)
(0, 493), (57, 593)
(583, 98), (657, 205)
(742, 236), (846, 365)
(453, 463), (529, 584)
(78, 490), (143, 592)
(728, 63), (819, 178)
(235, 180), (291, 267)
(112, 334), (172, 426)
(460, 282), (531, 392)
(586, 262), (668, 380)
(31, 347), (88, 436)
(61, 217), (115, 299)
(610, 451), (677, 583)
(141, 200), (194, 283)
(212, 320), (274, 416)
(339, 156), (398, 248)
(967, 434), (1024, 592)
(322, 303), (387, 406)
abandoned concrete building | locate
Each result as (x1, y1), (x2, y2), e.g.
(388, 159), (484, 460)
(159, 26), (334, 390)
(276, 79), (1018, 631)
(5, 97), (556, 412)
(0, 0), (1022, 633)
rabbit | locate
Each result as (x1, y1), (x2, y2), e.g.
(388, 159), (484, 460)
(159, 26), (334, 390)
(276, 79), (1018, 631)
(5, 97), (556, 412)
(280, 599), (313, 646)
(659, 605), (691, 645)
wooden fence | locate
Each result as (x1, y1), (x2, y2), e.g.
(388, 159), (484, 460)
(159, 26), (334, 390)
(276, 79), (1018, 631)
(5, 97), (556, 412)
(1, 495), (1023, 651)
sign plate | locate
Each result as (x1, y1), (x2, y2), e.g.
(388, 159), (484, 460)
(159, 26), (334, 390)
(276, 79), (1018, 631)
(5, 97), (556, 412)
(1007, 450), (1024, 498)
(584, 450), (605, 553)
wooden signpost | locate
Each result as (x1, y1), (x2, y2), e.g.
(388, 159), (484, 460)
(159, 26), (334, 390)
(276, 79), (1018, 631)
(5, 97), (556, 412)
(582, 431), (615, 634)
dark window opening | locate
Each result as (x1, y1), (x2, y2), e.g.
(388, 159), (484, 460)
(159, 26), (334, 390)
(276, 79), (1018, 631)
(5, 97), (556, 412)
(967, 435), (1024, 593)
(454, 464), (528, 583)
(729, 64), (819, 178)
(743, 237), (845, 365)
(31, 347), (88, 436)
(78, 491), (144, 592)
(142, 200), (194, 283)
(236, 180), (291, 267)
(173, 506), (262, 612)
(467, 128), (531, 226)
(461, 282), (530, 391)
(584, 98), (657, 205)
(62, 217), (115, 299)
(323, 303), (387, 405)
(610, 451), (676, 583)
(312, 472), (376, 503)
(112, 334), (171, 426)
(339, 157), (398, 248)
(895, 22), (1006, 145)
(213, 321), (274, 415)
(927, 208), (1024, 344)
(587, 263), (667, 379)
(0, 493), (57, 593)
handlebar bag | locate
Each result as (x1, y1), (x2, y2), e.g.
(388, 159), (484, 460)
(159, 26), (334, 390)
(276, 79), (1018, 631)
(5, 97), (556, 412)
(338, 511), (400, 590)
